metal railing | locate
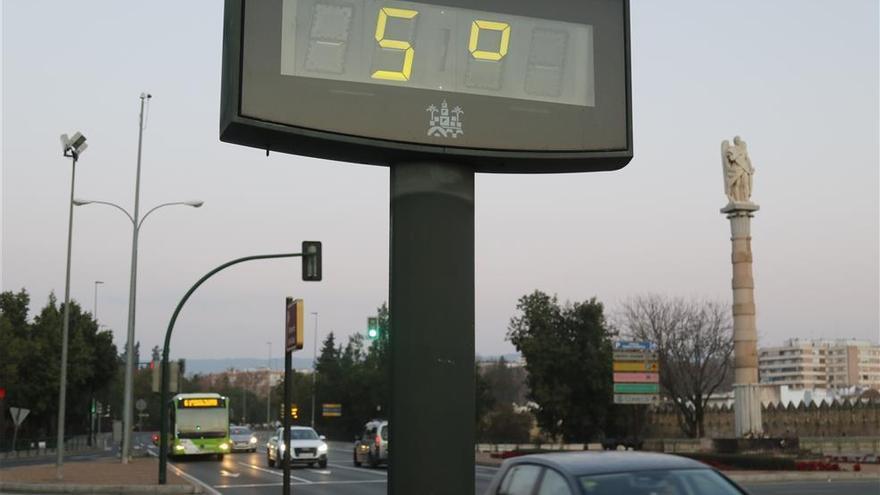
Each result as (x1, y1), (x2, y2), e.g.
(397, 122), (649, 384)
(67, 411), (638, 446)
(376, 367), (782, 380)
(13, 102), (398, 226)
(0, 433), (112, 459)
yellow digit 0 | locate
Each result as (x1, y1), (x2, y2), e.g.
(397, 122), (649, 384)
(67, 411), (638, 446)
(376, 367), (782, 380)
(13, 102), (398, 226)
(469, 20), (510, 61)
(372, 7), (419, 81)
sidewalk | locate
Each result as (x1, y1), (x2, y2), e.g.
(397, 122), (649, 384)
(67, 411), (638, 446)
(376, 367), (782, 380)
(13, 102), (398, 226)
(0, 457), (197, 494)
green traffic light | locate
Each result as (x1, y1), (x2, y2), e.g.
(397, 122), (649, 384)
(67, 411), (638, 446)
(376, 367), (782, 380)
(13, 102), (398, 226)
(367, 328), (378, 339)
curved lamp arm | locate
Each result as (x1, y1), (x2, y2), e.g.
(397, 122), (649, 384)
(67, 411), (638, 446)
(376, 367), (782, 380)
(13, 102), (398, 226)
(138, 201), (203, 231)
(73, 199), (135, 225)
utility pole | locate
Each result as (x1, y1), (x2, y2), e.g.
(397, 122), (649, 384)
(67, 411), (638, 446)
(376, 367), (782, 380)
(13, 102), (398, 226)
(121, 93), (151, 464)
(310, 312), (318, 427)
(266, 342), (272, 425)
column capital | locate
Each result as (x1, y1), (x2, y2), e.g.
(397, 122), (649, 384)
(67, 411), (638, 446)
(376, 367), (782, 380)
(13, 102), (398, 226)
(721, 201), (760, 216)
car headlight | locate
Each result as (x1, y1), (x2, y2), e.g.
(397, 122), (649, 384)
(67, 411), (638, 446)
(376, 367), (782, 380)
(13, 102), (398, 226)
(250, 436), (258, 444)
(220, 443), (229, 450)
(318, 443), (328, 453)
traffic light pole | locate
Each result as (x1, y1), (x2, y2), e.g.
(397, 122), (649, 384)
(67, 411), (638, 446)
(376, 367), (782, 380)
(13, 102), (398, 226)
(282, 347), (292, 495)
(389, 162), (475, 495)
(158, 252), (304, 484)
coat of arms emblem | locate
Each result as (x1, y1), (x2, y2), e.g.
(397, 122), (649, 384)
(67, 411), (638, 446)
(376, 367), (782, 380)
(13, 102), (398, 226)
(426, 100), (464, 138)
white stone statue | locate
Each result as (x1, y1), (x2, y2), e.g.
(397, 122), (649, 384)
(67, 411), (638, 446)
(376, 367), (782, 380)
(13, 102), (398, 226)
(721, 136), (755, 204)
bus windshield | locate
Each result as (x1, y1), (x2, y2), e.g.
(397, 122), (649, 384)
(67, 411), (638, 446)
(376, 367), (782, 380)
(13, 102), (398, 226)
(176, 408), (228, 439)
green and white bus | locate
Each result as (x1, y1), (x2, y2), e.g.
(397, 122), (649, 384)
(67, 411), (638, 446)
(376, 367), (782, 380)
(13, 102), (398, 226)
(168, 393), (231, 459)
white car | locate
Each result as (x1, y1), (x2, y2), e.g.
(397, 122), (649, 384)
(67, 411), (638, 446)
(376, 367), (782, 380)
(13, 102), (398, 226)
(267, 426), (328, 468)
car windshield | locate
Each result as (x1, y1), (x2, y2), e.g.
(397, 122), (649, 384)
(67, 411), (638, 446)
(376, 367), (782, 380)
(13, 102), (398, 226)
(578, 469), (743, 495)
(230, 427), (251, 435)
(281, 428), (319, 440)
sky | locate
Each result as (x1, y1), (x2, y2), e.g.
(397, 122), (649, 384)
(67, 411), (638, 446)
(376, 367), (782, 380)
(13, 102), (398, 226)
(1, 0), (878, 363)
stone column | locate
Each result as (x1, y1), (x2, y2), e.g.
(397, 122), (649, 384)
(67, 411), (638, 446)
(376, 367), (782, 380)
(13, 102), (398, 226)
(722, 202), (763, 437)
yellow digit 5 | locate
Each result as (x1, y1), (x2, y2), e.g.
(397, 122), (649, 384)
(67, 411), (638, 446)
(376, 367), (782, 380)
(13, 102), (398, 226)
(372, 7), (419, 81)
(469, 20), (510, 61)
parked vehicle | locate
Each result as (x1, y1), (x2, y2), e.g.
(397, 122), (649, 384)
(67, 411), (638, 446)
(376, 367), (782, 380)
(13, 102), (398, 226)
(484, 451), (750, 494)
(266, 426), (328, 468)
(353, 419), (388, 468)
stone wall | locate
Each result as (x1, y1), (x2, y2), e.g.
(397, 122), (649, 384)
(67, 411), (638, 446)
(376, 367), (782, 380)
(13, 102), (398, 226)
(646, 398), (880, 439)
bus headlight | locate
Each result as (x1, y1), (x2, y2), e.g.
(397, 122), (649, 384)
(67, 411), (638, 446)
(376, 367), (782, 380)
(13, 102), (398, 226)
(279, 443), (286, 452)
(220, 443), (229, 450)
(174, 444), (185, 451)
(317, 443), (328, 453)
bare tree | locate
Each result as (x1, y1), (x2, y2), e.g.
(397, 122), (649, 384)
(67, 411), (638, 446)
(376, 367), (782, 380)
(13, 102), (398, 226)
(616, 295), (733, 438)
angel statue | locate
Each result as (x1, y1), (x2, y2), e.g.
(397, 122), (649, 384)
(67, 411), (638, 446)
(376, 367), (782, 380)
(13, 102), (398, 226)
(721, 136), (755, 204)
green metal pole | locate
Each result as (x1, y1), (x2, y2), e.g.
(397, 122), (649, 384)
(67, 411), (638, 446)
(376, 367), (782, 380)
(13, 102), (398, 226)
(158, 252), (301, 484)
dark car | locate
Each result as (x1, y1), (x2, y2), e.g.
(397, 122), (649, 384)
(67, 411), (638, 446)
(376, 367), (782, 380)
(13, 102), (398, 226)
(484, 451), (749, 495)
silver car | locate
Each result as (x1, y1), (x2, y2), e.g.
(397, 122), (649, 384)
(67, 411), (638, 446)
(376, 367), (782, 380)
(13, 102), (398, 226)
(353, 419), (388, 468)
(229, 426), (258, 453)
(266, 426), (328, 468)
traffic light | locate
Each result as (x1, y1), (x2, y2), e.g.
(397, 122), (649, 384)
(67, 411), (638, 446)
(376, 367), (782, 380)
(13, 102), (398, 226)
(367, 317), (379, 340)
(291, 405), (299, 420)
(302, 241), (322, 281)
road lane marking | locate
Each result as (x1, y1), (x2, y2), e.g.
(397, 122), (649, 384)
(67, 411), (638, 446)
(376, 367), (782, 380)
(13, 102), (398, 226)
(237, 461), (313, 483)
(168, 463), (223, 495)
(215, 479), (387, 489)
(307, 468), (332, 475)
(328, 462), (389, 476)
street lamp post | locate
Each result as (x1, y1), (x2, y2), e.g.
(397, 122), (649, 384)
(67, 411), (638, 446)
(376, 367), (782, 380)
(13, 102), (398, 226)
(56, 131), (87, 480)
(74, 197), (202, 462)
(93, 281), (104, 321)
(310, 312), (318, 427)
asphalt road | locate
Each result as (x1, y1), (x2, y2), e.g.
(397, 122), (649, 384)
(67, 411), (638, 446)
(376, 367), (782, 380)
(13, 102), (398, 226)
(163, 440), (879, 495)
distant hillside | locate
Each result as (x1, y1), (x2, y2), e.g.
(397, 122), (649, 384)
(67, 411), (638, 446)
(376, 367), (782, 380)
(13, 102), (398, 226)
(183, 357), (313, 375)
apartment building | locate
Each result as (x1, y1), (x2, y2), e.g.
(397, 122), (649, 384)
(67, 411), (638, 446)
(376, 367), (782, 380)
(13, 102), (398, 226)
(759, 339), (880, 390)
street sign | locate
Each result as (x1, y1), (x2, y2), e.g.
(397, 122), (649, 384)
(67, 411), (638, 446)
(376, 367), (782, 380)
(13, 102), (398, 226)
(612, 372), (658, 383)
(613, 394), (659, 405)
(612, 350), (658, 361)
(286, 298), (304, 352)
(613, 361), (658, 372)
(136, 399), (147, 412)
(9, 407), (29, 426)
(614, 341), (657, 351)
(220, 0), (632, 173)
(322, 403), (342, 417)
(613, 383), (659, 394)
(613, 340), (660, 405)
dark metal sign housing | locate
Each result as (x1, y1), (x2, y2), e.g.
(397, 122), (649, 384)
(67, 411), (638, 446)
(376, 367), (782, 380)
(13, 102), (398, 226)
(220, 0), (632, 173)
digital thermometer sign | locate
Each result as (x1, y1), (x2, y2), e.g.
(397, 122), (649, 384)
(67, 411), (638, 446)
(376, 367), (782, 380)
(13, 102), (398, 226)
(221, 0), (631, 172)
(280, 0), (594, 107)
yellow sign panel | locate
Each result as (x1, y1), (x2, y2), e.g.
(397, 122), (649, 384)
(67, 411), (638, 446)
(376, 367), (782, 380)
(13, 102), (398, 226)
(182, 398), (219, 408)
(613, 361), (658, 372)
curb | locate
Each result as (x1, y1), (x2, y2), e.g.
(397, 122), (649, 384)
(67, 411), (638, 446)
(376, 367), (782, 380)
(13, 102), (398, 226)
(0, 482), (197, 494)
(726, 471), (880, 483)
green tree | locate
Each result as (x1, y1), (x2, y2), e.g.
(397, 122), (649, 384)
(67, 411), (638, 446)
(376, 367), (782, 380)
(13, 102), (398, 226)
(0, 290), (118, 442)
(507, 291), (614, 442)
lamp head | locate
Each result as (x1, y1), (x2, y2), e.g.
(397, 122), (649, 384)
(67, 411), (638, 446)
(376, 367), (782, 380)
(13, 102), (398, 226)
(61, 131), (87, 158)
(72, 198), (92, 206)
(185, 200), (204, 208)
